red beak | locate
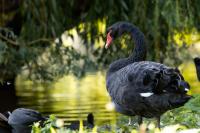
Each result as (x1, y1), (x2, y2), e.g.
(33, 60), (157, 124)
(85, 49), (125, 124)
(105, 30), (113, 49)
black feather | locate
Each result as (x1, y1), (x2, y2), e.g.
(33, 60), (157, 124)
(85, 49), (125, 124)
(194, 57), (200, 81)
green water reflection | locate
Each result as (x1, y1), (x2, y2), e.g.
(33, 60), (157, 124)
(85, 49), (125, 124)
(16, 72), (116, 125)
(16, 62), (200, 125)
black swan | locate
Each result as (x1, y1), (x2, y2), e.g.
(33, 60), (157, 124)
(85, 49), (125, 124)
(194, 57), (200, 81)
(105, 22), (192, 128)
(0, 108), (47, 133)
(0, 108), (94, 132)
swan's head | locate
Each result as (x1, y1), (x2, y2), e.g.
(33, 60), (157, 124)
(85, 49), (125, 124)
(105, 22), (132, 49)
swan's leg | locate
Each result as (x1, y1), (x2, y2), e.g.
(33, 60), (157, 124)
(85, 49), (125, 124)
(128, 117), (132, 125)
(138, 116), (143, 125)
(156, 116), (160, 129)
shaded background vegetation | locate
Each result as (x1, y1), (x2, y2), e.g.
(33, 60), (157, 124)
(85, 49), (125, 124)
(1, 0), (200, 82)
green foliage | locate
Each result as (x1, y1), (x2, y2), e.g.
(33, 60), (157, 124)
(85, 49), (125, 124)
(32, 115), (58, 133)
(162, 95), (200, 128)
(185, 94), (200, 113)
(1, 0), (200, 81)
(0, 28), (23, 80)
(27, 45), (89, 80)
(0, 28), (91, 81)
(163, 43), (191, 66)
(20, 0), (200, 59)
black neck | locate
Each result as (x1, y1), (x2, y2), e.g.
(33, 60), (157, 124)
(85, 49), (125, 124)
(107, 24), (147, 74)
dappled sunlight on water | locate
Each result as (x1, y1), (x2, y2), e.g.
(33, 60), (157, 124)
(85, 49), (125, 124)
(16, 72), (116, 125)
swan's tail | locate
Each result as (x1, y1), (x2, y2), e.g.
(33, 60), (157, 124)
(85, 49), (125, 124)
(145, 67), (191, 94)
(169, 95), (192, 108)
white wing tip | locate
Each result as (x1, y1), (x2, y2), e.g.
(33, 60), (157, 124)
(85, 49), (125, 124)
(185, 88), (189, 91)
(7, 82), (11, 85)
(140, 92), (154, 97)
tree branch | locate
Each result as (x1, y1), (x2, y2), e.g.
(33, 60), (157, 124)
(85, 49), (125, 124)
(27, 38), (54, 45)
(0, 34), (19, 46)
(0, 34), (53, 46)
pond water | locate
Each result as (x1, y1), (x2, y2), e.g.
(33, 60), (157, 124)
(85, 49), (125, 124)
(16, 72), (117, 125)
(15, 62), (200, 125)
